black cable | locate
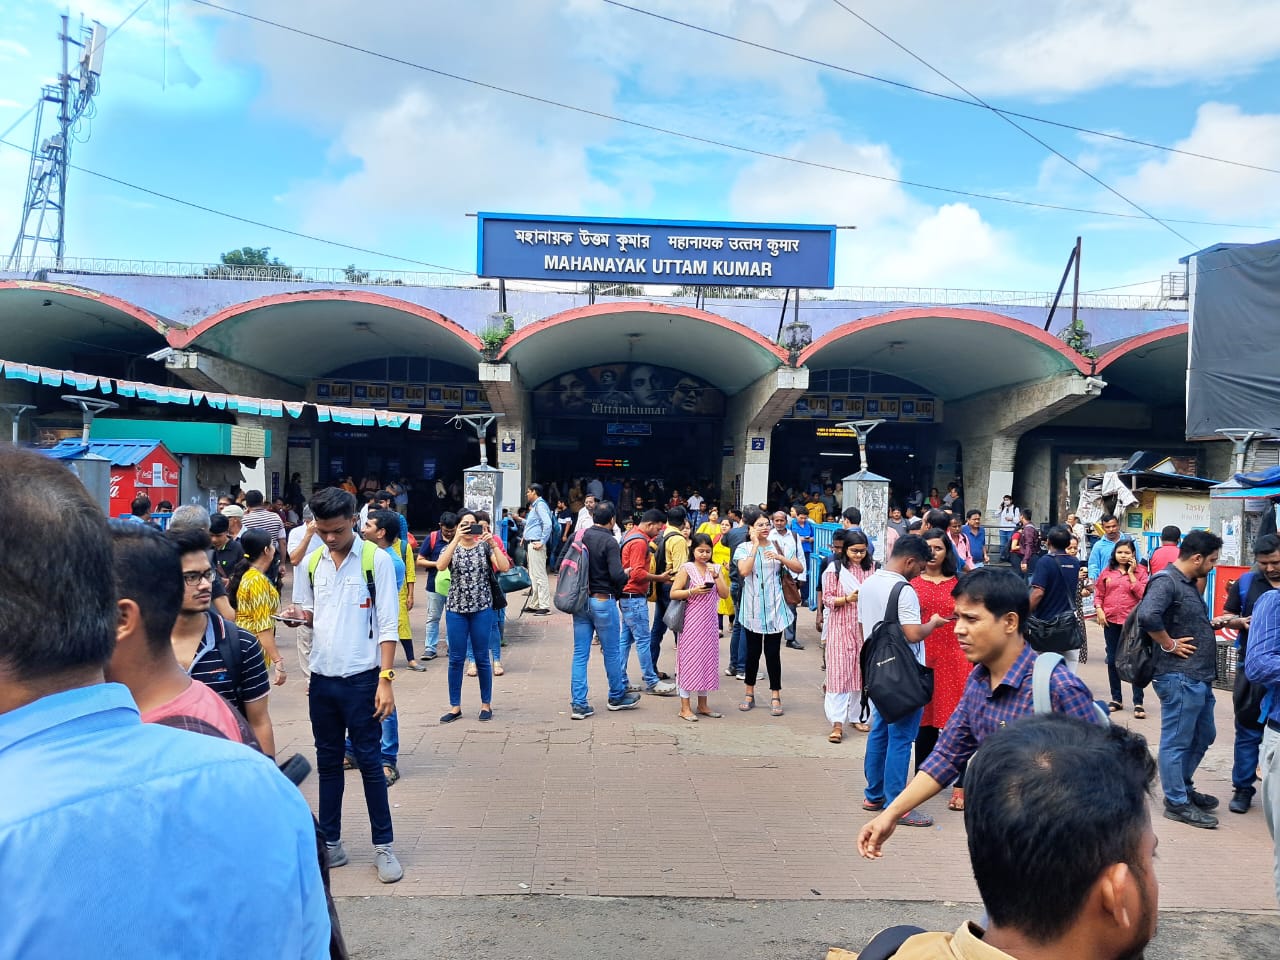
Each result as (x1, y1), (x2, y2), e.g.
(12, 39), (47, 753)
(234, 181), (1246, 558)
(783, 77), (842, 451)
(825, 0), (1196, 246)
(183, 0), (1267, 231)
(0, 137), (472, 273)
(602, 0), (1280, 177)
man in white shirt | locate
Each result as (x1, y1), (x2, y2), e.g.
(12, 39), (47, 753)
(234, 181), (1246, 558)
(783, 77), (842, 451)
(997, 494), (1019, 558)
(687, 491), (704, 528)
(857, 534), (948, 829)
(284, 487), (404, 885)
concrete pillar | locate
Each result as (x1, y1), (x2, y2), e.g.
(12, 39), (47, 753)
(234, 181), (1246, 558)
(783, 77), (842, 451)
(943, 371), (1106, 522)
(722, 366), (809, 508)
(164, 351), (305, 402)
(479, 361), (530, 513)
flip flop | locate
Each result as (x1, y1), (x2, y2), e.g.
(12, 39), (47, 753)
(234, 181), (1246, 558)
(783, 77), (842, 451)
(1134, 705), (1147, 719)
(862, 799), (884, 811)
(383, 764), (400, 787)
(697, 710), (723, 719)
(493, 663), (505, 676)
(466, 665), (478, 677)
(852, 722), (871, 733)
(1109, 701), (1123, 713)
(828, 728), (843, 743)
(948, 789), (965, 812)
(679, 713), (699, 722)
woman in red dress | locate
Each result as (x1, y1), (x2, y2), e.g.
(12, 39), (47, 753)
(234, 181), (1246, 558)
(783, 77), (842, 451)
(912, 526), (973, 811)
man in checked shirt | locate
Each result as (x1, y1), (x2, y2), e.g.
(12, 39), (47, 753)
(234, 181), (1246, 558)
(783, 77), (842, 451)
(859, 566), (1100, 859)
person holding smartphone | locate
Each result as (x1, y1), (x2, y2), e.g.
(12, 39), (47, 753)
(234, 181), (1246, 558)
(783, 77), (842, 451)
(733, 507), (803, 716)
(669, 533), (730, 722)
(1095, 538), (1149, 717)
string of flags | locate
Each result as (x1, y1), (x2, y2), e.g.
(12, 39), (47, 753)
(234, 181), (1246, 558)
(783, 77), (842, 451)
(0, 358), (423, 431)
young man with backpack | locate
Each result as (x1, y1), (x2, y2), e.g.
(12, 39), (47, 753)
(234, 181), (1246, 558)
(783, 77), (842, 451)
(168, 525), (276, 756)
(415, 512), (458, 660)
(283, 487), (404, 884)
(648, 506), (689, 680)
(618, 509), (678, 697)
(859, 567), (1100, 859)
(1223, 533), (1280, 813)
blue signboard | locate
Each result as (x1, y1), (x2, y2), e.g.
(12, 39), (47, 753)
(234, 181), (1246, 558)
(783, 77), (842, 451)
(477, 212), (836, 289)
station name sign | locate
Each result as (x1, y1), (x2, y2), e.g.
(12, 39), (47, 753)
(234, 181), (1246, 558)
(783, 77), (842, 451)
(477, 212), (836, 289)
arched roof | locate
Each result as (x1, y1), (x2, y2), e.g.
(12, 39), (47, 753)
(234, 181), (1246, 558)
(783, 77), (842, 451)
(498, 302), (789, 395)
(1093, 323), (1188, 406)
(168, 289), (482, 385)
(798, 307), (1089, 401)
(0, 280), (169, 367)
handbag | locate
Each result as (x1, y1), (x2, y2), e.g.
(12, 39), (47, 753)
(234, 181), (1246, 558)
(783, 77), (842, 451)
(780, 571), (801, 606)
(483, 544), (508, 611)
(663, 597), (687, 633)
(859, 582), (935, 724)
(496, 565), (532, 594)
(1026, 612), (1082, 653)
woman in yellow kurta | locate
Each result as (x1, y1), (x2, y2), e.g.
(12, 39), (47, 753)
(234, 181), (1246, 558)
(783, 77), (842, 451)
(696, 506), (722, 540)
(711, 516), (735, 634)
(230, 528), (286, 687)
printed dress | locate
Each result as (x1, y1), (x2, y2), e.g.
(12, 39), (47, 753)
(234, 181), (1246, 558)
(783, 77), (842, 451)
(913, 575), (971, 730)
(675, 562), (720, 693)
(821, 563), (873, 694)
(732, 540), (796, 635)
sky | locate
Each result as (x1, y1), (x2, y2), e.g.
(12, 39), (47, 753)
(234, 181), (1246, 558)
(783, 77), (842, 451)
(1, 0), (1279, 301)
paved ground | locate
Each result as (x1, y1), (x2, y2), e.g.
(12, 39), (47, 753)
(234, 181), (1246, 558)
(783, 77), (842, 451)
(266, 583), (1277, 916)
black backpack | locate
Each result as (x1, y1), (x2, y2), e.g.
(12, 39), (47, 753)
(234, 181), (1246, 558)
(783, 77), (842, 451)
(1116, 569), (1175, 687)
(210, 613), (248, 714)
(860, 581), (935, 724)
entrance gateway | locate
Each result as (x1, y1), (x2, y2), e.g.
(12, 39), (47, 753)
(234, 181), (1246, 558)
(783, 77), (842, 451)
(476, 213), (839, 510)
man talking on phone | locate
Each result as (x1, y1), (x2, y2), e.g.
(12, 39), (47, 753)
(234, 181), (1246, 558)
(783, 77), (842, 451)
(284, 487), (404, 883)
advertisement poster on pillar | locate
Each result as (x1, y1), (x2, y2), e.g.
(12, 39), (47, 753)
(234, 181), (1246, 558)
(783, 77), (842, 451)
(533, 365), (724, 418)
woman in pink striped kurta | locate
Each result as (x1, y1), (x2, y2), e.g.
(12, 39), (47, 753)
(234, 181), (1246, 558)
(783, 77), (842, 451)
(821, 532), (875, 743)
(670, 534), (730, 722)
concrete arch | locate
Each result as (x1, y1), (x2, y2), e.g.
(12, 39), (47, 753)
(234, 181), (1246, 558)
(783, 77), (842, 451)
(1092, 322), (1188, 407)
(498, 301), (789, 395)
(799, 307), (1090, 401)
(1094, 322), (1188, 373)
(168, 289), (483, 383)
(0, 279), (169, 367)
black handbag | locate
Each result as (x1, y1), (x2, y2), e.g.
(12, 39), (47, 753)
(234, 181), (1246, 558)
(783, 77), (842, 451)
(1026, 612), (1083, 653)
(484, 544), (508, 611)
(859, 582), (935, 724)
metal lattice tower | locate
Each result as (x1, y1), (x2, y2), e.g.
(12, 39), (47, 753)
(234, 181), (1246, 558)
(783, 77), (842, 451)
(6, 15), (106, 272)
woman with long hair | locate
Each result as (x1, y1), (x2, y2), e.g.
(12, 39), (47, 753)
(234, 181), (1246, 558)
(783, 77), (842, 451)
(734, 510), (803, 716)
(436, 509), (510, 723)
(821, 531), (875, 742)
(913, 527), (971, 811)
(1095, 538), (1148, 718)
(670, 533), (730, 721)
(229, 528), (285, 687)
(465, 510), (511, 678)
(711, 516), (735, 635)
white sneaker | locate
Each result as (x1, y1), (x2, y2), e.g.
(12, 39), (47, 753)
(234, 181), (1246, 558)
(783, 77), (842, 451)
(648, 680), (677, 696)
(374, 844), (403, 883)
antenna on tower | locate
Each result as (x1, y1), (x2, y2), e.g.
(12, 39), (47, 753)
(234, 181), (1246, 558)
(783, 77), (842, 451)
(5, 14), (108, 272)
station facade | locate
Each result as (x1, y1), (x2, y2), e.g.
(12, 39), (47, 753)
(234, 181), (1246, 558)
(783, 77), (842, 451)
(0, 264), (1199, 527)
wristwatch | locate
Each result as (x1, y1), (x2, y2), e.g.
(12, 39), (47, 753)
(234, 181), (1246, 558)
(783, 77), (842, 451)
(379, 669), (396, 681)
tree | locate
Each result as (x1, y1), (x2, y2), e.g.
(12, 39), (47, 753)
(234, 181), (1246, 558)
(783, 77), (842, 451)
(343, 264), (370, 283)
(673, 285), (761, 299)
(204, 246), (299, 279)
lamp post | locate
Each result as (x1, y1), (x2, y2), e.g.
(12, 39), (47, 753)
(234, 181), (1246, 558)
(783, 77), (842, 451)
(834, 419), (890, 556)
(0, 403), (36, 444)
(60, 395), (117, 442)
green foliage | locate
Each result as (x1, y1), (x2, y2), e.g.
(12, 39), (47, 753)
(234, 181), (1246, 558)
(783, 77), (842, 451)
(204, 246), (299, 279)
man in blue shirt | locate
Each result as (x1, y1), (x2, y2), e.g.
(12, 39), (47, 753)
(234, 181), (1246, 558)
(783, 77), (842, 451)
(961, 509), (988, 568)
(364, 509), (408, 786)
(0, 446), (329, 959)
(523, 483), (555, 614)
(1088, 512), (1143, 581)
(1244, 585), (1280, 905)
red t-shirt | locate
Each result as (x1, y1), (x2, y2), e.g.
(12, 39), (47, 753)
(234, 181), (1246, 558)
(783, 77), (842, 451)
(142, 679), (258, 747)
(620, 531), (652, 596)
(1149, 543), (1179, 575)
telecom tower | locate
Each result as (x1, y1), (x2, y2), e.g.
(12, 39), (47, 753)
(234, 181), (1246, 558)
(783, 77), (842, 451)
(5, 15), (107, 272)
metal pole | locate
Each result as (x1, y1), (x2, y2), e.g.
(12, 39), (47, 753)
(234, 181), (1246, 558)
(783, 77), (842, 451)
(498, 278), (507, 315)
(0, 404), (36, 444)
(776, 288), (791, 342)
(1044, 242), (1078, 332)
(56, 14), (70, 269)
(1070, 236), (1081, 333)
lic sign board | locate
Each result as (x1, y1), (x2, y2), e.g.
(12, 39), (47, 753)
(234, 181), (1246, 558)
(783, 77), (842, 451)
(478, 212), (836, 289)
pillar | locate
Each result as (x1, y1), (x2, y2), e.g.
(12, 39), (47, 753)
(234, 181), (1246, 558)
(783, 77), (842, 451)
(479, 361), (530, 513)
(722, 366), (809, 509)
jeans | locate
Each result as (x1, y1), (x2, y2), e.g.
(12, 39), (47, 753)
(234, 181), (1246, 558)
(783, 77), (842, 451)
(344, 708), (399, 766)
(864, 703), (924, 807)
(447, 608), (494, 706)
(999, 529), (1013, 556)
(1261, 724), (1280, 905)
(728, 583), (745, 673)
(572, 597), (626, 705)
(1103, 621), (1144, 705)
(466, 607), (505, 666)
(649, 585), (672, 673)
(1235, 721), (1264, 794)
(310, 668), (393, 845)
(422, 590), (445, 654)
(619, 596), (660, 689)
(1151, 672), (1217, 806)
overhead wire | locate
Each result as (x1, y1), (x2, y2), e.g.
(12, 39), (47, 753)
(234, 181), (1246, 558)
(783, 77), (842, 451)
(825, 0), (1196, 246)
(601, 0), (1280, 177)
(184, 0), (1269, 232)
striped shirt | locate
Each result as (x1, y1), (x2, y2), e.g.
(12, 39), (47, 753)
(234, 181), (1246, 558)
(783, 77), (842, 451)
(188, 612), (271, 710)
(733, 538), (796, 634)
(919, 642), (1101, 786)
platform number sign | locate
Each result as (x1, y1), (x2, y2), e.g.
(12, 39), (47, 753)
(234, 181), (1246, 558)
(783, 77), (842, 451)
(750, 437), (767, 451)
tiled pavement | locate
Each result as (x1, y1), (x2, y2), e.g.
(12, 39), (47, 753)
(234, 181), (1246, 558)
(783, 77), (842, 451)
(269, 590), (1277, 910)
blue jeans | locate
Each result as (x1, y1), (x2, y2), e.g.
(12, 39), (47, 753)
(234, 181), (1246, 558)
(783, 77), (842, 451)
(447, 608), (494, 707)
(422, 590), (445, 654)
(619, 596), (660, 689)
(310, 668), (393, 845)
(572, 597), (626, 705)
(1234, 720), (1263, 794)
(344, 708), (399, 766)
(467, 607), (505, 665)
(1151, 672), (1217, 806)
(863, 703), (924, 807)
(728, 582), (745, 673)
(649, 585), (672, 673)
(999, 529), (1013, 556)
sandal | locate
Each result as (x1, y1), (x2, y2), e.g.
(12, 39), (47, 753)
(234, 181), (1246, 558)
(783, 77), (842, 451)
(1134, 705), (1147, 719)
(828, 726), (843, 743)
(1108, 701), (1123, 714)
(466, 664), (478, 677)
(852, 722), (871, 733)
(770, 697), (784, 717)
(342, 754), (356, 770)
(738, 694), (755, 712)
(862, 799), (884, 811)
(948, 788), (965, 812)
(679, 712), (699, 722)
(697, 710), (723, 719)
(898, 810), (934, 828)
(383, 763), (400, 787)
(493, 662), (505, 676)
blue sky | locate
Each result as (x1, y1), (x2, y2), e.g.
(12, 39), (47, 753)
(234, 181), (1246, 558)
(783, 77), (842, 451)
(1, 0), (1279, 298)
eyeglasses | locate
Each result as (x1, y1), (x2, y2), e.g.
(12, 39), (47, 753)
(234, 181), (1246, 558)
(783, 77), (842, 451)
(183, 568), (217, 586)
